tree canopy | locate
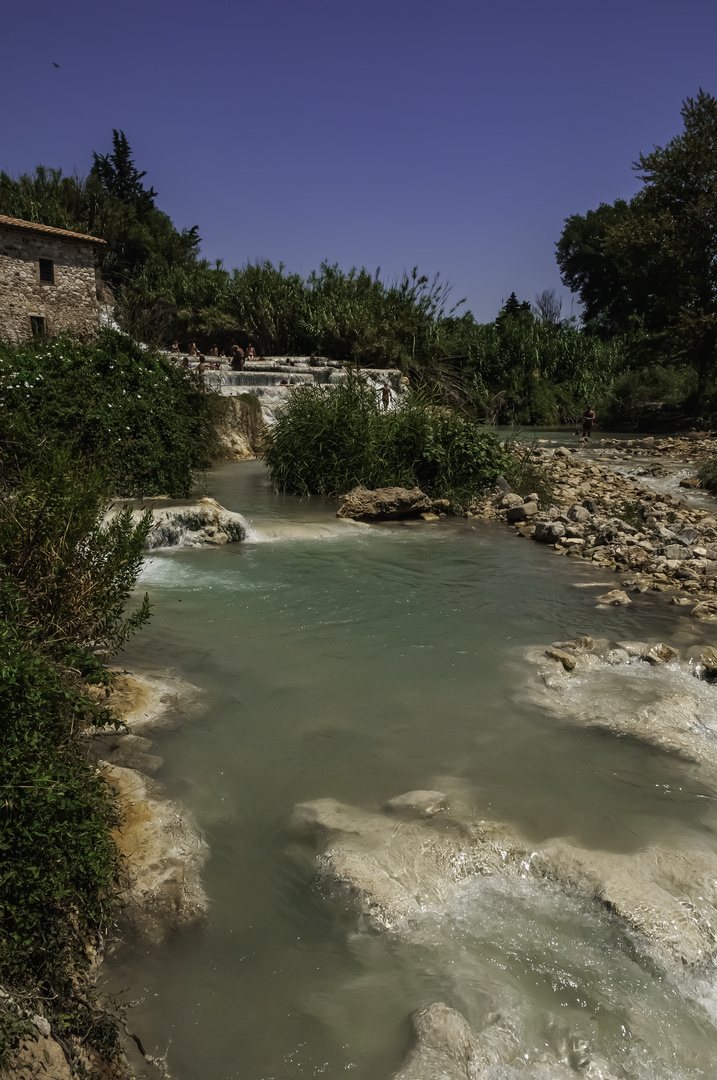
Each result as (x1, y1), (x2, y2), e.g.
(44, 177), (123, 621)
(556, 89), (717, 399)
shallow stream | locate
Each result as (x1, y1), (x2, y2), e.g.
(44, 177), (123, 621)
(109, 461), (717, 1078)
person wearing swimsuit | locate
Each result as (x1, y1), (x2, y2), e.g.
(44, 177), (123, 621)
(582, 406), (596, 438)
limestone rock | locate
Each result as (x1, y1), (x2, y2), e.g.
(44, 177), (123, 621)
(107, 496), (247, 549)
(214, 393), (268, 459)
(337, 486), (432, 521)
(294, 788), (717, 968)
(641, 643), (678, 665)
(104, 763), (207, 941)
(686, 645), (717, 681)
(597, 589), (631, 605)
(501, 493), (524, 509)
(385, 790), (447, 818)
(664, 544), (689, 561)
(391, 1003), (524, 1080)
(550, 636), (594, 653)
(691, 601), (717, 621)
(545, 648), (576, 671)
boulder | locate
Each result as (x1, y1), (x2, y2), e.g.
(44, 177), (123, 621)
(679, 476), (701, 488)
(337, 486), (432, 521)
(533, 520), (565, 544)
(567, 503), (591, 522)
(500, 493), (525, 509)
(506, 501), (538, 522)
(108, 496), (247, 550)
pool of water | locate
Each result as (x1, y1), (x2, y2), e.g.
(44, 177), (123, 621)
(107, 461), (717, 1079)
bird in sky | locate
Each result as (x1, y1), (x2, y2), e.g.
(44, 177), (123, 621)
(52, 62), (60, 68)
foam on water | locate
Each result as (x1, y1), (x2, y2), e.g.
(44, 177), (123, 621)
(241, 517), (371, 543)
(398, 874), (717, 1078)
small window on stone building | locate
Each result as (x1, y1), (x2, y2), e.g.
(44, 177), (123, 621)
(30, 316), (46, 337)
(39, 258), (55, 284)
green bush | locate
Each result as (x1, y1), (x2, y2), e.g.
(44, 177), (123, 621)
(0, 453), (155, 1069)
(0, 616), (122, 1067)
(0, 449), (152, 651)
(0, 329), (218, 496)
(698, 457), (717, 492)
(598, 364), (697, 428)
(264, 376), (511, 502)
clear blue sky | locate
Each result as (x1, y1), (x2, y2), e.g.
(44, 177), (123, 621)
(3, 0), (717, 322)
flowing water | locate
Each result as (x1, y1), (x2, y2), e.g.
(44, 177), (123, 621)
(108, 461), (717, 1078)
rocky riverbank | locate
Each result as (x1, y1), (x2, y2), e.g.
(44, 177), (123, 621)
(467, 435), (717, 612)
(91, 671), (208, 944)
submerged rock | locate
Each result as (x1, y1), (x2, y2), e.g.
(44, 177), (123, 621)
(597, 589), (631, 605)
(292, 786), (717, 968)
(385, 789), (447, 818)
(392, 1003), (522, 1080)
(337, 486), (433, 521)
(103, 763), (207, 942)
(390, 1001), (617, 1080)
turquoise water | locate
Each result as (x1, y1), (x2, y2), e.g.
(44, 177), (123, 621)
(108, 462), (717, 1079)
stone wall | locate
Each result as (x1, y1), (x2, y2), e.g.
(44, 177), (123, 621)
(0, 227), (101, 343)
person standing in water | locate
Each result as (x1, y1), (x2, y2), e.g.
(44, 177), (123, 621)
(582, 406), (596, 438)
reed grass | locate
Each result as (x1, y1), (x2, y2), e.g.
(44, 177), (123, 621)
(264, 376), (510, 502)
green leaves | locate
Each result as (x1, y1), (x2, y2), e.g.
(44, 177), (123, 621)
(264, 376), (510, 502)
(0, 450), (152, 652)
(557, 89), (717, 406)
(0, 330), (217, 497)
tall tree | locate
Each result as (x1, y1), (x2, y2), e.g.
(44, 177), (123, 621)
(90, 129), (157, 214)
(555, 200), (636, 336)
(557, 90), (717, 396)
(496, 292), (533, 326)
(611, 89), (717, 395)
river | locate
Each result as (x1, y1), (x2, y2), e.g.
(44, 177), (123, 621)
(108, 460), (717, 1079)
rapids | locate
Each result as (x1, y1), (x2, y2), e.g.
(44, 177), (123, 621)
(107, 461), (717, 1079)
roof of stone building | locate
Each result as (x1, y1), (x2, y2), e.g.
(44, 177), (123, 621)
(0, 214), (106, 244)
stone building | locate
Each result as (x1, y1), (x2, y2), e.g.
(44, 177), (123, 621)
(0, 214), (105, 344)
